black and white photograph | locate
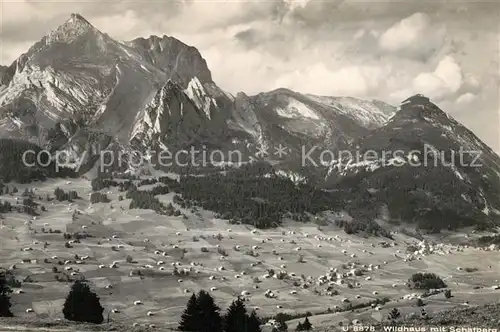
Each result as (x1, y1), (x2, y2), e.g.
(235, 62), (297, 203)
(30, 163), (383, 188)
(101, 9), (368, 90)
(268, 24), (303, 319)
(0, 0), (499, 331)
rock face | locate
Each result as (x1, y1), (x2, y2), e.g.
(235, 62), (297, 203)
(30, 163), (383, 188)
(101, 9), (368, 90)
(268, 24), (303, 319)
(130, 79), (228, 150)
(126, 35), (213, 86)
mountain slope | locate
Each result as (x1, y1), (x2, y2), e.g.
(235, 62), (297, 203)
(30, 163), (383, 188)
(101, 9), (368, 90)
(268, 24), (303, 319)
(325, 94), (500, 231)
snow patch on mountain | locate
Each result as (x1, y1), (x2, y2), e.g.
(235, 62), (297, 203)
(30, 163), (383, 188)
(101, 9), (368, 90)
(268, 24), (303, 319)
(387, 113), (397, 123)
(276, 98), (320, 120)
(275, 170), (308, 184)
(10, 117), (24, 129)
(118, 44), (142, 62)
(307, 95), (395, 128)
(262, 170), (307, 184)
(478, 189), (491, 215)
(184, 76), (217, 120)
(326, 150), (430, 178)
(326, 155), (384, 177)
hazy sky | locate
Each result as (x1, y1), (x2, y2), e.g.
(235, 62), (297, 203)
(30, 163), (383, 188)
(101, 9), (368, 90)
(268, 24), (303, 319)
(0, 0), (499, 150)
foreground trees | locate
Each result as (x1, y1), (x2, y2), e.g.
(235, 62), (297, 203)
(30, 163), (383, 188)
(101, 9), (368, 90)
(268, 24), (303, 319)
(179, 294), (200, 331)
(179, 291), (262, 332)
(62, 280), (104, 324)
(0, 273), (13, 317)
(178, 290), (222, 332)
(296, 317), (312, 330)
(246, 310), (262, 332)
(225, 297), (261, 332)
(197, 290), (223, 332)
(224, 297), (247, 332)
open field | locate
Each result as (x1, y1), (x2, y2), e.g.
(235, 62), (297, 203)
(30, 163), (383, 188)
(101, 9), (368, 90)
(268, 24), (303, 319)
(1, 178), (500, 331)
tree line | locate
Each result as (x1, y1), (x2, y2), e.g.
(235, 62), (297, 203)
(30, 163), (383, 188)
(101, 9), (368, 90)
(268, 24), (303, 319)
(0, 138), (76, 183)
(89, 167), (394, 236)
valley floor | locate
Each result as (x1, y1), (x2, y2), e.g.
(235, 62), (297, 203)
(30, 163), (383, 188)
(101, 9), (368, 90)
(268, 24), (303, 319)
(1, 178), (499, 331)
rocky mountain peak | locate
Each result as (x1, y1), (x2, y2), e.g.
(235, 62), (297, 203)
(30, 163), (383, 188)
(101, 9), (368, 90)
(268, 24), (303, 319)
(67, 13), (93, 27)
(43, 13), (102, 46)
(390, 94), (447, 123)
(127, 35), (213, 86)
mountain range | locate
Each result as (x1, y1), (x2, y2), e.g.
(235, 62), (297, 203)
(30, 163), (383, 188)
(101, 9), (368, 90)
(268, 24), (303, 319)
(1, 13), (500, 230)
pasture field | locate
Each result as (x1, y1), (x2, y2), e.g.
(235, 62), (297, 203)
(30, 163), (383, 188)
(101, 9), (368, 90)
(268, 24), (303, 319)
(1, 178), (499, 331)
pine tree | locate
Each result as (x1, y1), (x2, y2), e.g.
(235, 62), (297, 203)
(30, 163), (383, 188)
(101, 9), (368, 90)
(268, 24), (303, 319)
(224, 297), (248, 332)
(388, 308), (401, 320)
(62, 280), (104, 324)
(247, 310), (262, 332)
(196, 290), (223, 332)
(274, 314), (288, 332)
(22, 188), (30, 197)
(295, 321), (304, 331)
(301, 317), (312, 330)
(178, 293), (200, 331)
(0, 273), (13, 317)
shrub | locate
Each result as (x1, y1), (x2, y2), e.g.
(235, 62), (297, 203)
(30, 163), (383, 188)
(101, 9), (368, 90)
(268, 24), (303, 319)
(245, 250), (258, 257)
(388, 308), (401, 320)
(296, 317), (312, 330)
(444, 289), (452, 298)
(408, 273), (447, 290)
(217, 248), (228, 257)
(126, 255), (135, 263)
(406, 245), (418, 253)
(90, 193), (110, 204)
(54, 188), (79, 202)
(273, 313), (288, 331)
